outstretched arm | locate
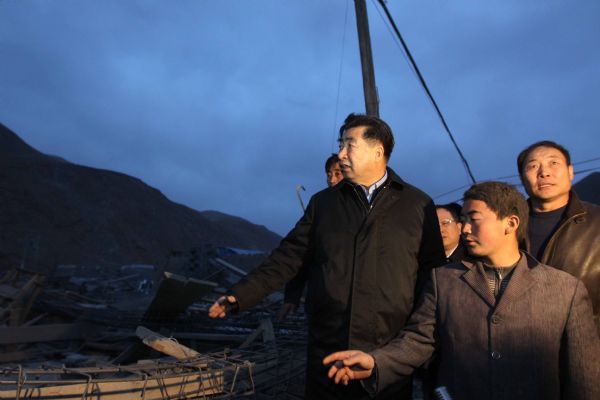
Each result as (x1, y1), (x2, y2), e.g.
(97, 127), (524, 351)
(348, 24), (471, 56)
(228, 197), (316, 312)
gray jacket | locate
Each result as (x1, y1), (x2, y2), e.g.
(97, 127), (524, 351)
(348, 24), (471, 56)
(371, 253), (600, 400)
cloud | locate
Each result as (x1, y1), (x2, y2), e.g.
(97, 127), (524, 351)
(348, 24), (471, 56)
(1, 1), (599, 235)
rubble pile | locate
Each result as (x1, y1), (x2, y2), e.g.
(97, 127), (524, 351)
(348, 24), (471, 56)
(0, 249), (308, 399)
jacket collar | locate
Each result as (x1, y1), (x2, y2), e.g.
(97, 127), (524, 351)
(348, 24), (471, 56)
(460, 252), (539, 309)
(339, 167), (405, 190)
(522, 190), (586, 252)
(563, 190), (586, 219)
(526, 189), (585, 219)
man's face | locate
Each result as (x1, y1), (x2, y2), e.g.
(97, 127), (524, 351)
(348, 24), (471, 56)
(338, 126), (382, 185)
(461, 199), (510, 261)
(436, 208), (462, 253)
(520, 146), (573, 209)
(326, 163), (343, 187)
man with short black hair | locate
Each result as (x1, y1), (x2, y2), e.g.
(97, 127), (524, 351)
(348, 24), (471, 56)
(517, 140), (600, 332)
(209, 113), (445, 399)
(325, 153), (343, 188)
(325, 181), (599, 400)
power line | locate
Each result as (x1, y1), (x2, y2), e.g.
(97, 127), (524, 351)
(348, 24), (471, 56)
(574, 166), (600, 175)
(331, 0), (351, 152)
(573, 156), (600, 166)
(375, 0), (476, 184)
(369, 0), (416, 81)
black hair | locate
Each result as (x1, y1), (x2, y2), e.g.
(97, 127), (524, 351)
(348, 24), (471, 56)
(517, 140), (571, 176)
(338, 113), (395, 160)
(463, 181), (529, 243)
(325, 154), (339, 172)
(436, 203), (462, 221)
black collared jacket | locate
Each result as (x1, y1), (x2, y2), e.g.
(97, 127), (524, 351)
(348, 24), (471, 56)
(231, 168), (445, 359)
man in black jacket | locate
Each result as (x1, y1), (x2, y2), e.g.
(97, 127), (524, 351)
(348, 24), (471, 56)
(209, 114), (445, 399)
(517, 140), (600, 333)
(436, 203), (467, 263)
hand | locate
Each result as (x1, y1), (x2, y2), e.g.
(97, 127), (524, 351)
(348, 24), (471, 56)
(277, 303), (298, 321)
(323, 350), (375, 385)
(208, 295), (237, 318)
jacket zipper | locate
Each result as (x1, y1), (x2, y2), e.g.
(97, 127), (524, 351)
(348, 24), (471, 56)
(352, 183), (390, 214)
(348, 182), (389, 347)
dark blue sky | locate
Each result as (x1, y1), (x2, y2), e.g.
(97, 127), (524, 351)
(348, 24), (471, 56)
(1, 1), (599, 235)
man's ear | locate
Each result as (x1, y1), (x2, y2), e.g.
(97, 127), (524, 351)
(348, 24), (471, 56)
(568, 164), (574, 183)
(505, 215), (520, 235)
(375, 144), (384, 160)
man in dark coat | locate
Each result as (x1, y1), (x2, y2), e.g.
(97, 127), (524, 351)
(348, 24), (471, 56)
(436, 203), (467, 263)
(209, 114), (445, 399)
(517, 140), (600, 333)
(325, 182), (599, 400)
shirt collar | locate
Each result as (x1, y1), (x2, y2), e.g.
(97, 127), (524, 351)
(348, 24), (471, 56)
(359, 171), (388, 203)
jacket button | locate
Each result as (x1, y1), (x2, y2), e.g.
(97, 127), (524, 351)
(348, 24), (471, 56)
(491, 315), (501, 324)
(491, 351), (502, 360)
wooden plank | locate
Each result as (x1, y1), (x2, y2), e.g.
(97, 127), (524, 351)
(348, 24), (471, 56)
(0, 323), (95, 345)
(213, 258), (247, 276)
(136, 325), (200, 360)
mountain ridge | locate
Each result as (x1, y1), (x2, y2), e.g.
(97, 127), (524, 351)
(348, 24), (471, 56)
(0, 123), (280, 271)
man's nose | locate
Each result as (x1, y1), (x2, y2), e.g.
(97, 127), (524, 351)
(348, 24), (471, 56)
(537, 165), (550, 177)
(338, 147), (347, 159)
(461, 222), (471, 234)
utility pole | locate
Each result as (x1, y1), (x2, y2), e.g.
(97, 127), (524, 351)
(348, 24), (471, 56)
(354, 0), (379, 117)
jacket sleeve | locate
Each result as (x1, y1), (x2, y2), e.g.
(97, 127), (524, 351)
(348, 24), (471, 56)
(229, 196), (315, 311)
(370, 269), (439, 394)
(415, 200), (446, 295)
(560, 281), (600, 400)
(283, 267), (307, 305)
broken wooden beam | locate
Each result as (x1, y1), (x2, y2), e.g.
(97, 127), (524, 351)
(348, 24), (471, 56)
(136, 325), (200, 360)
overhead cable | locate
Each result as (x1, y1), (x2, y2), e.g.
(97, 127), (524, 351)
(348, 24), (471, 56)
(375, 0), (476, 184)
(332, 0), (351, 151)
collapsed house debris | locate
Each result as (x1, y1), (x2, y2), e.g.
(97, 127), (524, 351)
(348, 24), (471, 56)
(0, 327), (305, 399)
(0, 247), (308, 399)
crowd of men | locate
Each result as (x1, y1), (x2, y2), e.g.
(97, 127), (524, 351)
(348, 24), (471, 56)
(209, 114), (599, 400)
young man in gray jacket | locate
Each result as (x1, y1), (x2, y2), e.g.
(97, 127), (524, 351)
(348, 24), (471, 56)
(325, 181), (599, 400)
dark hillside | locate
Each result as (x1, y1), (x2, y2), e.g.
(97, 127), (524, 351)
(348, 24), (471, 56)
(0, 123), (280, 271)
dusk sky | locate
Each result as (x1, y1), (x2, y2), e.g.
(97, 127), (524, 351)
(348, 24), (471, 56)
(1, 1), (599, 236)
